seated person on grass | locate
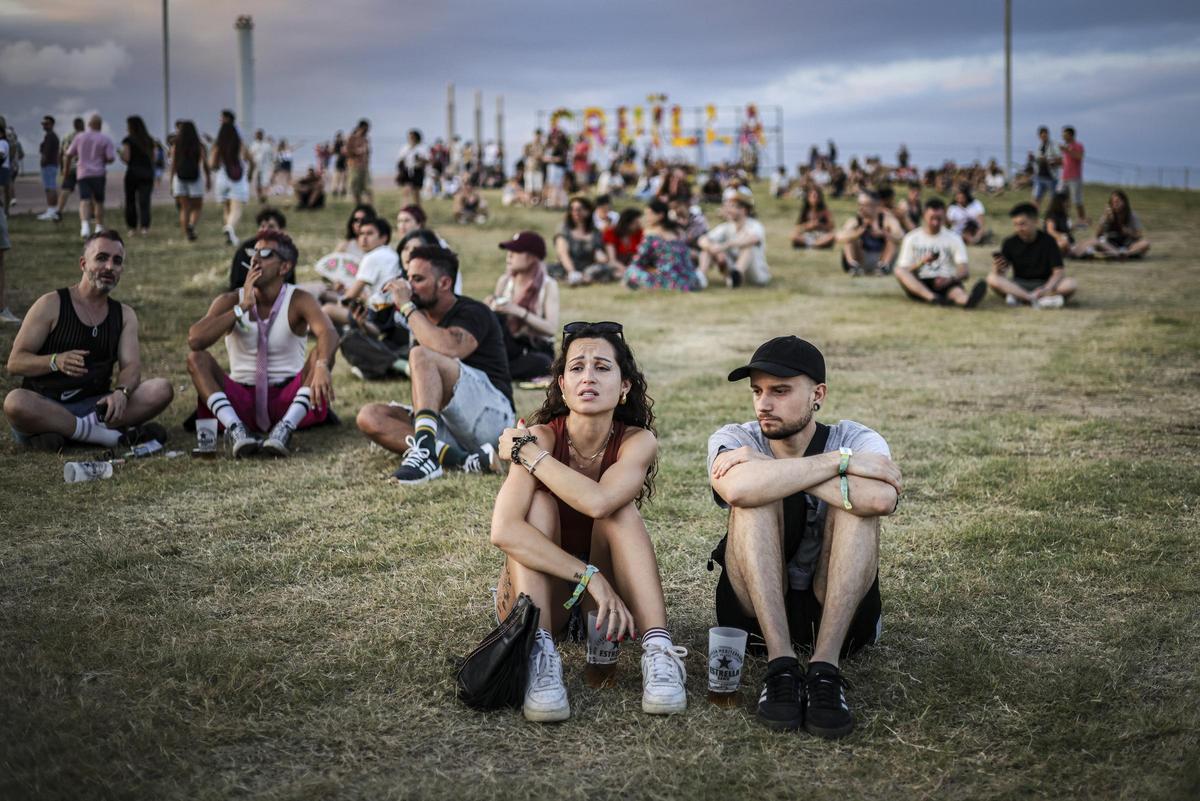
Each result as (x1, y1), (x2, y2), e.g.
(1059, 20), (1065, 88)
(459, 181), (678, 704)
(791, 186), (836, 249)
(486, 231), (560, 383)
(229, 207), (292, 291)
(707, 336), (900, 738)
(894, 199), (987, 309)
(4, 230), (173, 451)
(897, 182), (923, 233)
(836, 191), (902, 276)
(1043, 192), (1083, 258)
(947, 186), (991, 245)
(355, 246), (514, 484)
(293, 167), (326, 210)
(698, 194), (770, 288)
(187, 229), (337, 458)
(453, 180), (489, 225)
(323, 218), (399, 328)
(988, 202), (1077, 309)
(1085, 190), (1150, 261)
(490, 321), (686, 723)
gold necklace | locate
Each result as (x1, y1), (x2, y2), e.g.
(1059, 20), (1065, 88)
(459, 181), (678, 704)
(567, 426), (613, 464)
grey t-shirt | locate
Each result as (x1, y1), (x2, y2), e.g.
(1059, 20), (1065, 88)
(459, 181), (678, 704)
(706, 419), (890, 589)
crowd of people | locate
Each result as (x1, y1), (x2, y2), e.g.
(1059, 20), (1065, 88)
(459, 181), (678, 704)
(0, 109), (1161, 742)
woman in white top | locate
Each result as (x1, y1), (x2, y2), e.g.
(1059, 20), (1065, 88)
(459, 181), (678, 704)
(209, 121), (254, 245)
(947, 187), (991, 245)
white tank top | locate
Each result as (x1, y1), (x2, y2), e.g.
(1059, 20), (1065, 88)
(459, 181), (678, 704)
(225, 284), (307, 384)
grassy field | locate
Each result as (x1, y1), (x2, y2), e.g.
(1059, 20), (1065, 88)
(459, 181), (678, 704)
(1, 182), (1198, 801)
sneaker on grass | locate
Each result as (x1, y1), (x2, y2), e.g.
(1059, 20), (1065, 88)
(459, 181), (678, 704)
(0, 307), (22, 323)
(225, 421), (261, 458)
(757, 656), (803, 731)
(523, 648), (569, 722)
(641, 643), (688, 714)
(1035, 294), (1065, 309)
(120, 421), (169, 447)
(390, 434), (443, 484)
(803, 661), (854, 739)
(964, 279), (988, 308)
(261, 421), (295, 457)
(1005, 293), (1020, 307)
(460, 443), (499, 474)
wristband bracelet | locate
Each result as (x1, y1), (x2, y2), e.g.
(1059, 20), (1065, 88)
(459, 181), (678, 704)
(399, 301), (417, 319)
(510, 433), (537, 464)
(838, 447), (853, 510)
(838, 447), (852, 476)
(840, 474), (854, 511)
(525, 449), (550, 474)
(49, 353), (59, 373)
(563, 564), (599, 610)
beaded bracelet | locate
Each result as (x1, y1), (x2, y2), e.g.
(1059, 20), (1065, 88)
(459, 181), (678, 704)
(563, 565), (599, 610)
(511, 433), (537, 464)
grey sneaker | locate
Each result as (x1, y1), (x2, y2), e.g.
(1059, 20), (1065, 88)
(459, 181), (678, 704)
(461, 443), (499, 474)
(261, 421), (294, 457)
(226, 422), (261, 458)
(523, 647), (570, 722)
(0, 307), (22, 324)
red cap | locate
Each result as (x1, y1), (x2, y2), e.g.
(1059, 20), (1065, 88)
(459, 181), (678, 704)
(498, 230), (546, 260)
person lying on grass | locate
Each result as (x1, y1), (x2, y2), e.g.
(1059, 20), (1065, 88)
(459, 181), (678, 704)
(4, 230), (173, 452)
(708, 336), (901, 739)
(490, 321), (687, 722)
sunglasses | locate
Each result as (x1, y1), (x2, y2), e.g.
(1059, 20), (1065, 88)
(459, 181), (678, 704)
(352, 216), (369, 223)
(245, 247), (280, 260)
(562, 321), (624, 338)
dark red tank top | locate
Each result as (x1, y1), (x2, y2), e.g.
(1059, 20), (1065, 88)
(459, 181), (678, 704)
(544, 415), (629, 557)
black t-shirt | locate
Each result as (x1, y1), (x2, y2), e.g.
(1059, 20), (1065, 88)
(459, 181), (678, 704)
(437, 296), (513, 407)
(41, 132), (60, 167)
(122, 136), (155, 180)
(229, 237), (297, 291)
(1001, 230), (1063, 282)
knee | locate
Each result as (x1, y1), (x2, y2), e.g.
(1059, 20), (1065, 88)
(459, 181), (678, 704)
(355, 403), (381, 435)
(3, 389), (33, 424)
(985, 272), (1002, 288)
(143, 377), (174, 408)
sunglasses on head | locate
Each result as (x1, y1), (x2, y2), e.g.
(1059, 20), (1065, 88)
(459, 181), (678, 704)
(562, 321), (624, 338)
(245, 247), (280, 260)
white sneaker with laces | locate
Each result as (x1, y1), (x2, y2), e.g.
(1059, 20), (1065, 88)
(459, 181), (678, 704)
(523, 647), (570, 722)
(1035, 294), (1065, 309)
(461, 443), (499, 474)
(261, 421), (294, 457)
(641, 643), (688, 714)
(1005, 294), (1020, 307)
(37, 209), (56, 221)
(390, 434), (443, 484)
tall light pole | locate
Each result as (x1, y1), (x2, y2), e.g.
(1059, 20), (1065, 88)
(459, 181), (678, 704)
(1005, 0), (1013, 177)
(162, 0), (170, 140)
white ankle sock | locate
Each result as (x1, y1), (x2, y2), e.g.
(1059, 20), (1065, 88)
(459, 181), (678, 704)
(641, 627), (673, 649)
(280, 387), (312, 429)
(72, 412), (121, 446)
(206, 391), (242, 429)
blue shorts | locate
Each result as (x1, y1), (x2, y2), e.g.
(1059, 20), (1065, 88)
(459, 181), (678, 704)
(1032, 176), (1056, 201)
(9, 393), (105, 445)
(41, 165), (58, 190)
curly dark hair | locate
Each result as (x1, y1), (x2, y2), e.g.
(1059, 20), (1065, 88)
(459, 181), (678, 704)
(530, 325), (657, 505)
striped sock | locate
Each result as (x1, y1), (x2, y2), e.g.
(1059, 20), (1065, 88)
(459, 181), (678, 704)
(206, 391), (242, 429)
(71, 412), (121, 446)
(280, 387), (312, 429)
(641, 627), (673, 650)
(413, 408), (439, 454)
(441, 442), (468, 468)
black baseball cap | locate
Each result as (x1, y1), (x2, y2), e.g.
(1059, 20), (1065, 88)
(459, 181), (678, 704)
(727, 336), (826, 384)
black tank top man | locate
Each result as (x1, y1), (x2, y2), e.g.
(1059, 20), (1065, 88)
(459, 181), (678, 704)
(22, 288), (123, 402)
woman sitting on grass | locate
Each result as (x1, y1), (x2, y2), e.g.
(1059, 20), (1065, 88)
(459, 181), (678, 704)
(1044, 191), (1085, 258)
(948, 186), (991, 245)
(791, 186), (836, 249)
(624, 200), (703, 291)
(603, 208), (644, 268)
(551, 196), (611, 286)
(490, 322), (687, 722)
(1085, 190), (1150, 260)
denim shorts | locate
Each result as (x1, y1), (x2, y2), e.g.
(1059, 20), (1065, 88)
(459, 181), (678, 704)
(1032, 176), (1056, 201)
(41, 165), (58, 190)
(439, 361), (514, 451)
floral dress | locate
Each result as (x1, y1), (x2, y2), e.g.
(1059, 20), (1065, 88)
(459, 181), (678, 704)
(625, 234), (702, 291)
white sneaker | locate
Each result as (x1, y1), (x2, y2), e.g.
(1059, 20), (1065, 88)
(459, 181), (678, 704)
(37, 209), (56, 221)
(461, 443), (499, 474)
(80, 221), (91, 239)
(641, 643), (688, 714)
(261, 420), (295, 457)
(1005, 294), (1020, 307)
(0, 307), (22, 324)
(1035, 294), (1065, 309)
(523, 646), (570, 722)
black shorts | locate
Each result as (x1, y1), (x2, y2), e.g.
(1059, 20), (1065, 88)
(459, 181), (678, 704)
(61, 170), (77, 191)
(78, 175), (106, 203)
(903, 275), (963, 302)
(711, 501), (882, 660)
(397, 165), (425, 188)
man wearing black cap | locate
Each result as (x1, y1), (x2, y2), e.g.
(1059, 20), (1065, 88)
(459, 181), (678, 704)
(356, 246), (514, 483)
(707, 336), (902, 738)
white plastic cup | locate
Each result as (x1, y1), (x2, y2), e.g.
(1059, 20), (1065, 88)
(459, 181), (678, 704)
(586, 610), (620, 665)
(707, 626), (748, 694)
(196, 419), (218, 452)
(63, 461), (114, 483)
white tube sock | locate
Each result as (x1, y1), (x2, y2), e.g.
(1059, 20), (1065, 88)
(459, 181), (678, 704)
(72, 412), (121, 446)
(205, 391), (242, 429)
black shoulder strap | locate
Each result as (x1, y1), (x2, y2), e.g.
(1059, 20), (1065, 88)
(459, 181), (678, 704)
(804, 422), (831, 458)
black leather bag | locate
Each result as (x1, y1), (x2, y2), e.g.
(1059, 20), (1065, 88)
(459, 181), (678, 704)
(456, 593), (541, 710)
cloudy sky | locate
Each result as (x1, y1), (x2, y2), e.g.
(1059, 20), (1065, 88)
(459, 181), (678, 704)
(2, 0), (1198, 183)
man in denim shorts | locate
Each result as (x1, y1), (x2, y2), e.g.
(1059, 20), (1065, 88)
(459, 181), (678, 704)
(356, 246), (514, 484)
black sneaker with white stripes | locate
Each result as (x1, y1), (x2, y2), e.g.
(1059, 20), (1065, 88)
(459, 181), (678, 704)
(460, 443), (499, 474)
(390, 435), (444, 485)
(757, 656), (803, 731)
(804, 661), (855, 739)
